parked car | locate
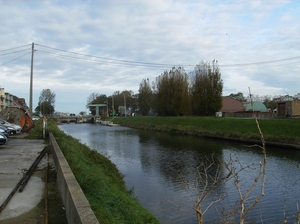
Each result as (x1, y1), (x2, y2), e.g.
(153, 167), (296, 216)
(0, 127), (9, 138)
(0, 133), (7, 145)
(0, 125), (16, 135)
(0, 125), (8, 131)
(0, 119), (22, 134)
(0, 123), (15, 135)
(32, 115), (40, 120)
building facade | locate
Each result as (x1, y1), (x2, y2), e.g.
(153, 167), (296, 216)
(0, 87), (5, 111)
(0, 87), (28, 113)
(277, 101), (300, 118)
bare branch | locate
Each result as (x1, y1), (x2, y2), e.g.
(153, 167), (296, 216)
(164, 197), (194, 216)
(236, 88), (267, 224)
(168, 153), (234, 224)
(295, 203), (300, 224)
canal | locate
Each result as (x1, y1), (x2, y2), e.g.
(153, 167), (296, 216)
(59, 123), (300, 224)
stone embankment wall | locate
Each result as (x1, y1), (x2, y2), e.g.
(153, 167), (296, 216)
(49, 133), (99, 224)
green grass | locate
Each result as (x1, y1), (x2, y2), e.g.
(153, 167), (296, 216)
(25, 116), (299, 223)
(26, 119), (159, 224)
(112, 116), (300, 144)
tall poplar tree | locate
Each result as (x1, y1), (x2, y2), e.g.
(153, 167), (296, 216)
(138, 79), (152, 115)
(153, 67), (190, 116)
(191, 60), (223, 115)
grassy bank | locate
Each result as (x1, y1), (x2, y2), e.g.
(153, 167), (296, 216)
(27, 119), (159, 224)
(112, 116), (300, 144)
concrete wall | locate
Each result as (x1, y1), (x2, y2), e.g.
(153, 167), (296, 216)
(49, 133), (99, 224)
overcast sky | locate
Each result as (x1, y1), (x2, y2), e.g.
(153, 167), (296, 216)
(1, 0), (299, 114)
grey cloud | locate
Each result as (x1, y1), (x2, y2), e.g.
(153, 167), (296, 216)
(1, 0), (299, 114)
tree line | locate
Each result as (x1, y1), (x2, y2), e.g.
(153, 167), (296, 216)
(86, 90), (137, 117)
(85, 60), (223, 117)
(139, 60), (223, 116)
(34, 60), (299, 117)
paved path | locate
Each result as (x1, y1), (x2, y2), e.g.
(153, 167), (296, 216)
(0, 137), (47, 223)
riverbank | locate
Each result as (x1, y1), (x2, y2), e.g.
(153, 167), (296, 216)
(26, 119), (159, 224)
(112, 116), (300, 149)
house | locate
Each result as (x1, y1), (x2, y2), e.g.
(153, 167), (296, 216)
(220, 96), (244, 113)
(0, 87), (5, 111)
(276, 100), (300, 118)
(0, 87), (28, 112)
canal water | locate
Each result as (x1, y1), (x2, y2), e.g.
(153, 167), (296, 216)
(59, 123), (300, 224)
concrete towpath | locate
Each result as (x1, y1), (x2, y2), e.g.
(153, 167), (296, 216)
(0, 135), (67, 224)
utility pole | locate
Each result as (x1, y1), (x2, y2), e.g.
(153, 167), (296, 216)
(112, 95), (114, 116)
(105, 100), (108, 117)
(29, 42), (34, 116)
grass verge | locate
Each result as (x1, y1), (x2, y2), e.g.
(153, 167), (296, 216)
(26, 119), (159, 224)
(111, 116), (300, 144)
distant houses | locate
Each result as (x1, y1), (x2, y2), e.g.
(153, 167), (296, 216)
(221, 96), (268, 113)
(220, 95), (300, 118)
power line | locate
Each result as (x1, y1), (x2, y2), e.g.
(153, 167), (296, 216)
(220, 61), (300, 71)
(0, 44), (31, 52)
(0, 48), (31, 56)
(2, 43), (300, 70)
(0, 52), (31, 66)
(35, 43), (300, 68)
(35, 43), (191, 67)
(36, 48), (300, 71)
(219, 56), (300, 67)
(36, 50), (180, 69)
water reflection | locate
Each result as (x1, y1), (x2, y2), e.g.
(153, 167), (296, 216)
(59, 123), (300, 224)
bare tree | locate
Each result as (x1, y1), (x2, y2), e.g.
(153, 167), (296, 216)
(189, 155), (226, 224)
(170, 88), (267, 224)
(37, 89), (56, 115)
(229, 88), (267, 224)
(295, 203), (300, 224)
(167, 154), (234, 224)
(39, 89), (56, 106)
(166, 86), (267, 223)
(87, 92), (99, 105)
